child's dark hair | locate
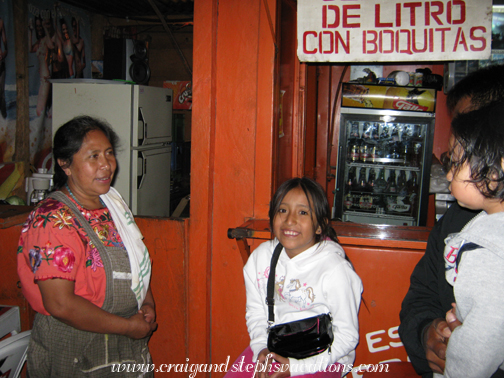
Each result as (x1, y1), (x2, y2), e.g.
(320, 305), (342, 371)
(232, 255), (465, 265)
(268, 177), (338, 243)
(450, 100), (504, 200)
(447, 64), (504, 113)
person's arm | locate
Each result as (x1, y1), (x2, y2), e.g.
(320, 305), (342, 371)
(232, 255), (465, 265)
(399, 203), (478, 375)
(444, 250), (504, 378)
(244, 251), (270, 361)
(38, 278), (156, 339)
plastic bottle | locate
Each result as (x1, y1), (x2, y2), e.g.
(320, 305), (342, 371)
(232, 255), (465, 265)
(397, 170), (408, 196)
(374, 169), (387, 194)
(357, 167), (368, 192)
(367, 169), (376, 192)
(387, 170), (397, 194)
(345, 166), (356, 193)
(408, 171), (419, 214)
(360, 142), (370, 163)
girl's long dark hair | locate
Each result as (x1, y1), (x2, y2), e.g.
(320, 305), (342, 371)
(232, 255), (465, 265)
(269, 177), (338, 243)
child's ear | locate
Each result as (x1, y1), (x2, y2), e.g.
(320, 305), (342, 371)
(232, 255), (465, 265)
(316, 225), (322, 234)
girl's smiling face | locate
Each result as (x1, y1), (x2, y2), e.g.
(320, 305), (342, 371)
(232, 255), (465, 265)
(273, 187), (321, 259)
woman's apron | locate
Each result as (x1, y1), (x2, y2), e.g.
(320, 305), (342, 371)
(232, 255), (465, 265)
(27, 192), (152, 377)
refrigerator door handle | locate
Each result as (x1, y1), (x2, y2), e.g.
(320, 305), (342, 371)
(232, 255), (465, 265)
(138, 107), (147, 146)
(137, 152), (147, 190)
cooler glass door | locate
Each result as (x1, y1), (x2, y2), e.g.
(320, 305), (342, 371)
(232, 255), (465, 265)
(334, 108), (435, 226)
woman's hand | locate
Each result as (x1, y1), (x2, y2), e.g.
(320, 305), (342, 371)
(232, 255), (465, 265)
(139, 287), (157, 324)
(126, 312), (157, 339)
(139, 304), (156, 324)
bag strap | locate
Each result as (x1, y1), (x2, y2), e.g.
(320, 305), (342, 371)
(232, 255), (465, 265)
(266, 242), (283, 324)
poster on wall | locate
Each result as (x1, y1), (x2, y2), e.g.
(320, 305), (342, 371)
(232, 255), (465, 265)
(297, 0), (492, 63)
(28, 0), (91, 168)
(0, 0), (17, 164)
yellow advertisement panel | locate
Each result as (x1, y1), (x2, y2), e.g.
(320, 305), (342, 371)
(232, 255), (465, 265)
(341, 83), (436, 113)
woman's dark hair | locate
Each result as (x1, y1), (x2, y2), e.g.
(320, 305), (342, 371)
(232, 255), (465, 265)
(52, 115), (120, 190)
(268, 177), (338, 243)
(450, 100), (504, 200)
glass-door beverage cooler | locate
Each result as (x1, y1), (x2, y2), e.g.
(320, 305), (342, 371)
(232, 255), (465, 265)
(333, 83), (437, 226)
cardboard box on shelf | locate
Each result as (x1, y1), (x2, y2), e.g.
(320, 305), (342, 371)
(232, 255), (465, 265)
(163, 81), (192, 110)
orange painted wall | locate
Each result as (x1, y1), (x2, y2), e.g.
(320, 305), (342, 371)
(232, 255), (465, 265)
(0, 224), (35, 332)
(344, 245), (424, 372)
(135, 217), (189, 369)
(191, 0), (278, 372)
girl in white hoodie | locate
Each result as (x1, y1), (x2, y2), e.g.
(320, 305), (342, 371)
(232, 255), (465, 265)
(227, 177), (362, 378)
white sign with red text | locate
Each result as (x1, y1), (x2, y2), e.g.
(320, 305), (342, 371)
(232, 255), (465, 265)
(297, 0), (492, 62)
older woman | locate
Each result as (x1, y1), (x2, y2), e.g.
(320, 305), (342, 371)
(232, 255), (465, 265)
(17, 116), (157, 377)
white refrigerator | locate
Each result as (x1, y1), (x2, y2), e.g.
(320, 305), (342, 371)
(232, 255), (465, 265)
(52, 82), (173, 217)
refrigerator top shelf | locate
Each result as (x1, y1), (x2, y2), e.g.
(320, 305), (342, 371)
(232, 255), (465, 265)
(340, 106), (435, 118)
(347, 161), (421, 172)
(343, 210), (415, 220)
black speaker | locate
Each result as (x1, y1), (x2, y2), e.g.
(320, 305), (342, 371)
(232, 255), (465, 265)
(103, 39), (151, 84)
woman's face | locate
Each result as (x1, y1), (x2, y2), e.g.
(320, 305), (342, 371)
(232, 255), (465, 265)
(35, 19), (44, 39)
(62, 23), (70, 40)
(61, 129), (117, 202)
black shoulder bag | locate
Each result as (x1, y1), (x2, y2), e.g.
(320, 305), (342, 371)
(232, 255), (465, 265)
(266, 242), (334, 360)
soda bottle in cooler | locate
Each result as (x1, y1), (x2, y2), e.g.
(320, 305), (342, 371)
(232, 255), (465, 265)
(380, 124), (390, 140)
(350, 121), (360, 138)
(366, 168), (376, 192)
(402, 140), (411, 166)
(397, 170), (408, 196)
(390, 123), (399, 141)
(408, 171), (419, 214)
(360, 141), (370, 163)
(344, 192), (353, 210)
(387, 170), (398, 194)
(345, 166), (356, 193)
(349, 138), (360, 162)
(363, 122), (373, 140)
(390, 142), (401, 161)
(411, 141), (422, 167)
(372, 123), (380, 142)
(370, 144), (381, 164)
(374, 169), (387, 194)
(357, 167), (368, 192)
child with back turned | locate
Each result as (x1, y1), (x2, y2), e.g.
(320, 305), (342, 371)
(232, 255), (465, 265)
(441, 100), (504, 377)
(229, 177), (362, 378)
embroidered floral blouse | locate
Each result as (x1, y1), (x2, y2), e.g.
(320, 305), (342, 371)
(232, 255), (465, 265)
(17, 194), (125, 315)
